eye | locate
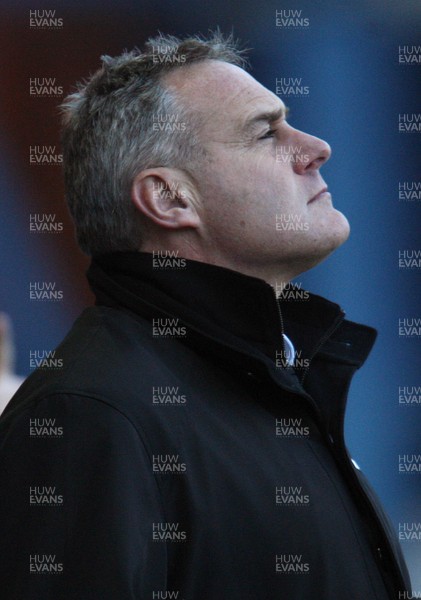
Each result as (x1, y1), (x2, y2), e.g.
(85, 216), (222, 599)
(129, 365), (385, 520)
(259, 128), (276, 140)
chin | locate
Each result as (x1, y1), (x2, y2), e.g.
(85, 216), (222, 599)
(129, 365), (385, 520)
(305, 212), (351, 266)
(331, 210), (351, 246)
(318, 207), (350, 247)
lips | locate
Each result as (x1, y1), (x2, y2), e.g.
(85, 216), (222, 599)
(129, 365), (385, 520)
(308, 186), (329, 204)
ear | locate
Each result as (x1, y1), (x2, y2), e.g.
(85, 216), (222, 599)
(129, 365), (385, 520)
(131, 167), (201, 230)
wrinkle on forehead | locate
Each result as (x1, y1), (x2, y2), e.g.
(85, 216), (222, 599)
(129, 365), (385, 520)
(162, 60), (281, 137)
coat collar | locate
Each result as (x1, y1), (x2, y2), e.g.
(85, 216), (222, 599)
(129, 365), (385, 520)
(87, 251), (376, 379)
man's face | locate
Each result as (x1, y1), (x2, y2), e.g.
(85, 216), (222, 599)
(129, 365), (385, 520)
(163, 60), (350, 280)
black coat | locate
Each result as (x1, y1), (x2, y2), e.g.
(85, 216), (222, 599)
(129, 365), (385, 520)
(0, 252), (411, 599)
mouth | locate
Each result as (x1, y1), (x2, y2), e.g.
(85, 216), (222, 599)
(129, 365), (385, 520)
(308, 186), (330, 204)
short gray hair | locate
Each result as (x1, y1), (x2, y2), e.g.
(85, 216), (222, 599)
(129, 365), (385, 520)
(60, 31), (247, 256)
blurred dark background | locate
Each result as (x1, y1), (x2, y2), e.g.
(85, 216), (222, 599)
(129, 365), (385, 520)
(1, 0), (420, 587)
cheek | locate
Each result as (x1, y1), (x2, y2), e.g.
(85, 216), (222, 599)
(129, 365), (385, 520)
(198, 148), (296, 225)
(245, 155), (296, 205)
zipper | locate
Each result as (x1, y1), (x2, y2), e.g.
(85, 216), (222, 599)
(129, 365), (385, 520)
(273, 289), (288, 367)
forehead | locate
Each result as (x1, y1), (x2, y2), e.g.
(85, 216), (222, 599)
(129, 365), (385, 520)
(162, 59), (285, 132)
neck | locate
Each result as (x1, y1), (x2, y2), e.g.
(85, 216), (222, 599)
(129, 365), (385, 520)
(140, 239), (312, 289)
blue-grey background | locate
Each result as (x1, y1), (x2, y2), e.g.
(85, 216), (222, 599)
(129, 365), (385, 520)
(1, 0), (420, 588)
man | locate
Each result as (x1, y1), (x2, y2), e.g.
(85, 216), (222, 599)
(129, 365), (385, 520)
(0, 32), (410, 598)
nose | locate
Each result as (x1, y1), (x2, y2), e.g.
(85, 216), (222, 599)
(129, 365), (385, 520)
(289, 129), (331, 175)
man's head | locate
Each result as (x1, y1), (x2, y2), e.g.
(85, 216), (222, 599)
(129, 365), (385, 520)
(61, 31), (349, 284)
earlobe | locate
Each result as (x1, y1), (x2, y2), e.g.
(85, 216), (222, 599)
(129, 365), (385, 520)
(131, 168), (201, 230)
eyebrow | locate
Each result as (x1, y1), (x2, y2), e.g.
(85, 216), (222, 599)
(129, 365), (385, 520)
(238, 106), (289, 135)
